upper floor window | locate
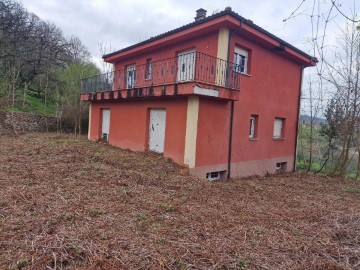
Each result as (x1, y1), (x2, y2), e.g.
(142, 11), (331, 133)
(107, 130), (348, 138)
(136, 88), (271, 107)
(234, 46), (249, 74)
(145, 58), (152, 80)
(273, 117), (285, 139)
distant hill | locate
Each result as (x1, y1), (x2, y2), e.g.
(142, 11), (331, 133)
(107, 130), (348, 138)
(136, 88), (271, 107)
(299, 115), (327, 125)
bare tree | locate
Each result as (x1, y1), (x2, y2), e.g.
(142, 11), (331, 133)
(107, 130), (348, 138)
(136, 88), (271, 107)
(321, 18), (360, 176)
(285, 1), (360, 177)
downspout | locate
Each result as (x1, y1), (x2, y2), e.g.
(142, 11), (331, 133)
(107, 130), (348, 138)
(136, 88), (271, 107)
(227, 30), (234, 179)
(293, 66), (304, 172)
(228, 100), (235, 179)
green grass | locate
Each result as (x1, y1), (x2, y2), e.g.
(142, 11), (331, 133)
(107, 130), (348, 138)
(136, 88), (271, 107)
(342, 187), (360, 194)
(296, 160), (322, 172)
(9, 95), (56, 115)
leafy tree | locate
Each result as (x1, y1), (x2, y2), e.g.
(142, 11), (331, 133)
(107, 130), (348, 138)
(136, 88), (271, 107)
(58, 62), (99, 136)
(0, 0), (100, 135)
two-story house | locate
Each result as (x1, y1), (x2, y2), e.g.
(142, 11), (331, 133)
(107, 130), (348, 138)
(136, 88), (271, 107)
(80, 7), (317, 180)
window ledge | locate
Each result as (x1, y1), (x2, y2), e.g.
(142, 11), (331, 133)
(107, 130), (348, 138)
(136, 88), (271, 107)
(241, 73), (251, 77)
(273, 137), (285, 141)
(249, 138), (258, 141)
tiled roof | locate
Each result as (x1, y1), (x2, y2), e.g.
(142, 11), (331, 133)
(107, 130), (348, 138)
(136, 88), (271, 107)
(103, 9), (317, 62)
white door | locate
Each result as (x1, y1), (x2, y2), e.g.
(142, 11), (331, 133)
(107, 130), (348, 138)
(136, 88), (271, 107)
(149, 109), (166, 153)
(126, 65), (136, 88)
(177, 50), (195, 82)
(102, 109), (110, 141)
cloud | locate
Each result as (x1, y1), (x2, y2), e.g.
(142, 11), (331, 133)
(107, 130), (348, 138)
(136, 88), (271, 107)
(20, 0), (355, 64)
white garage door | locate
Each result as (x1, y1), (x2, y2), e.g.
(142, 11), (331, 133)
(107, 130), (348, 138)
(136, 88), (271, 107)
(149, 109), (166, 153)
(101, 109), (110, 141)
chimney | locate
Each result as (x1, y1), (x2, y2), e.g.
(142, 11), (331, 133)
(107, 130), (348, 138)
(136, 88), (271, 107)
(195, 8), (207, 21)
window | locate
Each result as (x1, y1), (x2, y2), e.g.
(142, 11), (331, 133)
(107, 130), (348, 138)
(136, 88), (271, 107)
(249, 114), (258, 139)
(276, 162), (287, 171)
(234, 46), (249, 74)
(273, 117), (285, 139)
(206, 171), (227, 181)
(126, 65), (136, 88)
(145, 58), (152, 80)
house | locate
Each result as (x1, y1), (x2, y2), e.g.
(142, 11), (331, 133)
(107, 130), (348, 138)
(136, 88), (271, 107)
(80, 7), (317, 180)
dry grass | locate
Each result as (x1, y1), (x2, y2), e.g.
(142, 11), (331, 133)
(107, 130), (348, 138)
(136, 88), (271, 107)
(0, 133), (359, 270)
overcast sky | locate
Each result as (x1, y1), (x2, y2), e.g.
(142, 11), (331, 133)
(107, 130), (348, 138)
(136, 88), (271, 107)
(20, 0), (357, 68)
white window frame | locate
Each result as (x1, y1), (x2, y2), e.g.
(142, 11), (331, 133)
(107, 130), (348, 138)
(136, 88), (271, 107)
(249, 115), (257, 138)
(126, 65), (136, 89)
(273, 117), (284, 139)
(234, 47), (248, 74)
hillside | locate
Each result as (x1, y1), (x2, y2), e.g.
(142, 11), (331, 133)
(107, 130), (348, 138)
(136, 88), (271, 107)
(0, 133), (359, 269)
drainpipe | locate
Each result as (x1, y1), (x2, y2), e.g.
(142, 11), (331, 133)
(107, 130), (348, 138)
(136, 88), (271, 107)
(293, 66), (304, 172)
(227, 30), (234, 179)
(228, 100), (235, 179)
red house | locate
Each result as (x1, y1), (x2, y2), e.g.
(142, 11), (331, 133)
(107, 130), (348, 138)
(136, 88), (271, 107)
(80, 7), (316, 180)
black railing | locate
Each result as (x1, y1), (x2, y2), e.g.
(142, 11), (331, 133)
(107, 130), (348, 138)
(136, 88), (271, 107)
(81, 51), (240, 93)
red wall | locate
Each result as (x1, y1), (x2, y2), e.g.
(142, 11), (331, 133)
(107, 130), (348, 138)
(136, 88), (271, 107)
(114, 31), (218, 68)
(195, 99), (231, 167)
(229, 34), (302, 163)
(89, 97), (188, 165)
(187, 31), (303, 169)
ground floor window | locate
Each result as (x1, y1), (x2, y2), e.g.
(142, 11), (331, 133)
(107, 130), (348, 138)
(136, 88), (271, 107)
(273, 117), (285, 139)
(249, 114), (258, 139)
(276, 162), (287, 171)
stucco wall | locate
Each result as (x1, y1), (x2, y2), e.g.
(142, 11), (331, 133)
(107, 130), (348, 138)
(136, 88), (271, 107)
(89, 97), (188, 165)
(228, 32), (302, 167)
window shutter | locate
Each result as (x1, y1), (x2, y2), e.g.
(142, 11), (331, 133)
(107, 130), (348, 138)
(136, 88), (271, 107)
(274, 118), (283, 138)
(249, 116), (255, 138)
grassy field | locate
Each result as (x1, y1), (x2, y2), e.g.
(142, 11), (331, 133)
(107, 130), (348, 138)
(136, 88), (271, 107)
(0, 133), (359, 270)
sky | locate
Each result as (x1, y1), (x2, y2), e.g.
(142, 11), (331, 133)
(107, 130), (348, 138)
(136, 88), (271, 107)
(19, 0), (357, 66)
(20, 0), (358, 115)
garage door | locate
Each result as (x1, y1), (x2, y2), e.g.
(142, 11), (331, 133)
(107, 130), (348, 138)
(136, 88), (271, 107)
(149, 109), (166, 153)
(101, 109), (110, 141)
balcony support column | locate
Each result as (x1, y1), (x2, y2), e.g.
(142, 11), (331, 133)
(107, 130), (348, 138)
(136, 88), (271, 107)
(216, 27), (230, 86)
(184, 96), (199, 168)
(88, 103), (92, 140)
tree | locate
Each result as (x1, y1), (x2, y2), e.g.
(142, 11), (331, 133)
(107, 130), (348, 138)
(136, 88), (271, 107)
(285, 1), (360, 177)
(321, 18), (360, 176)
(58, 62), (99, 136)
(0, 0), (100, 136)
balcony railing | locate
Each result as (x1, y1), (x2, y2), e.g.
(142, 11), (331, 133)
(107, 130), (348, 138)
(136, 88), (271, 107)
(81, 51), (240, 94)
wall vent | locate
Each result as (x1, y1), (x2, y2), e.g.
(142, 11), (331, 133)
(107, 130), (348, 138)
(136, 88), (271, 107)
(206, 171), (226, 181)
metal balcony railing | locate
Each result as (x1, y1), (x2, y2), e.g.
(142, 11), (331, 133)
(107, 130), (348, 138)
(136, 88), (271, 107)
(81, 51), (241, 94)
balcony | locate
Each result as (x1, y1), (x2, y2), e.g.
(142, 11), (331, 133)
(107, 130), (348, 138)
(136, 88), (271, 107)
(80, 51), (241, 101)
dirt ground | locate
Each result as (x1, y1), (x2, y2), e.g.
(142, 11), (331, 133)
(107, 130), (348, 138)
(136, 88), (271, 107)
(0, 133), (359, 270)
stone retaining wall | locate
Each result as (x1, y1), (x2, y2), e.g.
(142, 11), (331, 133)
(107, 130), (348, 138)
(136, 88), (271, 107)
(0, 111), (57, 132)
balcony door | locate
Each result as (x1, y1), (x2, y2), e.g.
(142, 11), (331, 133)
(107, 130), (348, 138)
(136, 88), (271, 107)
(126, 65), (136, 88)
(177, 50), (195, 82)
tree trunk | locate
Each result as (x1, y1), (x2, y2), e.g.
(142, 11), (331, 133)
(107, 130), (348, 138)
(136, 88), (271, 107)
(22, 81), (27, 109)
